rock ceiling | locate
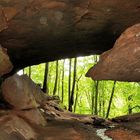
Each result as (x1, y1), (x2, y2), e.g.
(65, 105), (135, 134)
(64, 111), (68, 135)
(0, 0), (140, 71)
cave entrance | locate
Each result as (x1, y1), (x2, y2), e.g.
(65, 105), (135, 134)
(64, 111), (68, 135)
(17, 55), (140, 119)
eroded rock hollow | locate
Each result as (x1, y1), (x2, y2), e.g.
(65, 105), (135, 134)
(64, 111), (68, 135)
(0, 0), (140, 70)
(0, 0), (140, 140)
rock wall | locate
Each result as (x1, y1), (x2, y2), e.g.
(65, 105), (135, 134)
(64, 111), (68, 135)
(0, 0), (140, 70)
(0, 74), (140, 140)
(86, 23), (140, 82)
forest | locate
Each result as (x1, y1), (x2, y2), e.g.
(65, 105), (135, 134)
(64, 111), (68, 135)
(21, 55), (140, 119)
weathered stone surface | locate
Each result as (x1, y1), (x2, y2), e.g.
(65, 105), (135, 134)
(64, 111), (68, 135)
(1, 74), (39, 110)
(112, 113), (140, 132)
(43, 128), (82, 140)
(0, 0), (139, 70)
(86, 23), (140, 82)
(15, 109), (47, 126)
(1, 74), (50, 110)
(0, 114), (36, 140)
(106, 128), (140, 140)
(106, 113), (140, 140)
(0, 95), (140, 139)
(0, 45), (13, 76)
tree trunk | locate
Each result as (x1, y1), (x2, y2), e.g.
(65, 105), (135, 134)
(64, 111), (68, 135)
(42, 62), (49, 93)
(103, 100), (105, 118)
(99, 98), (102, 116)
(94, 81), (99, 115)
(57, 67), (61, 96)
(69, 58), (77, 112)
(102, 82), (106, 118)
(68, 59), (72, 111)
(106, 81), (116, 118)
(91, 85), (95, 115)
(53, 61), (59, 95)
(74, 83), (79, 113)
(61, 60), (65, 103)
(74, 73), (82, 113)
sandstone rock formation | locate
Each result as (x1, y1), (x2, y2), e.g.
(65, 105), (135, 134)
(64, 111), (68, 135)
(1, 74), (39, 110)
(0, 115), (37, 140)
(86, 23), (140, 82)
(0, 74), (140, 139)
(1, 74), (49, 109)
(1, 74), (47, 127)
(0, 1), (140, 139)
(0, 45), (13, 76)
(0, 0), (139, 70)
(15, 109), (46, 126)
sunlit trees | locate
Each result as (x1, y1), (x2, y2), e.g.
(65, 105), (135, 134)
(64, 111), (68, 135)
(23, 55), (140, 118)
(42, 62), (49, 93)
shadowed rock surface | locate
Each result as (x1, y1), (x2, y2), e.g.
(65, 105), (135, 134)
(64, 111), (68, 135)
(0, 0), (140, 70)
(86, 23), (140, 82)
(0, 45), (13, 76)
(0, 74), (140, 140)
(0, 1), (140, 139)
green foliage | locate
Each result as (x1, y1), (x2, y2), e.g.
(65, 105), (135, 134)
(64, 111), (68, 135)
(22, 55), (140, 118)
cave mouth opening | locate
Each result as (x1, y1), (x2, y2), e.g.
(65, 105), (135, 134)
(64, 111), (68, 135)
(0, 54), (140, 140)
(14, 55), (140, 119)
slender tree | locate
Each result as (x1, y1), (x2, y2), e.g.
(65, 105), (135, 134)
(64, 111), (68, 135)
(53, 61), (59, 95)
(98, 88), (101, 116)
(42, 62), (49, 93)
(68, 59), (72, 110)
(69, 58), (77, 112)
(57, 66), (62, 96)
(91, 84), (95, 115)
(61, 60), (65, 103)
(74, 73), (83, 113)
(106, 81), (116, 118)
(101, 81), (106, 118)
(74, 83), (79, 112)
(94, 80), (99, 115)
(102, 100), (105, 117)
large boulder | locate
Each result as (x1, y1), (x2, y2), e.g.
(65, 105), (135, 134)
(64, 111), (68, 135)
(1, 74), (40, 110)
(86, 23), (140, 82)
(2, 74), (51, 109)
